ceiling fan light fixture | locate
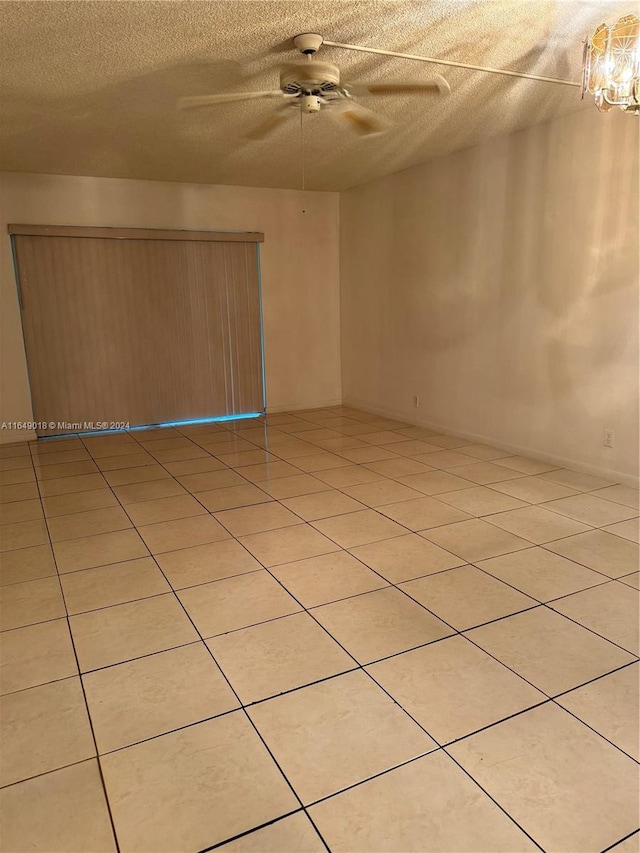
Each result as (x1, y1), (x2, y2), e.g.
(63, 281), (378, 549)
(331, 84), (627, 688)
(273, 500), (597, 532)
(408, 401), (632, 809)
(582, 13), (640, 114)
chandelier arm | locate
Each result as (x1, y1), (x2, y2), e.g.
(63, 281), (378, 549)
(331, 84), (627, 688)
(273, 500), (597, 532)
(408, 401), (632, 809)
(323, 40), (582, 88)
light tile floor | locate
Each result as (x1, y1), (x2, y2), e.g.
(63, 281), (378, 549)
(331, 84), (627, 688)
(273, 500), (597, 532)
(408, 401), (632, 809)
(0, 406), (638, 853)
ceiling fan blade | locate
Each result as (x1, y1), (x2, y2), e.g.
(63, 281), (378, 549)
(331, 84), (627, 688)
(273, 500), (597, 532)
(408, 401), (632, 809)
(244, 108), (293, 140)
(331, 100), (389, 137)
(177, 91), (283, 109)
(347, 75), (451, 96)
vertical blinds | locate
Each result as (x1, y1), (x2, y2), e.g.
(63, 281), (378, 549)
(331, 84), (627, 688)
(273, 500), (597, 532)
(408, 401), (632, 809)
(10, 226), (265, 436)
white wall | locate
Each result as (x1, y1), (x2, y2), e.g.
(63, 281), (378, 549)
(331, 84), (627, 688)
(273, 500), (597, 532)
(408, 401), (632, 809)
(340, 108), (639, 483)
(0, 173), (341, 442)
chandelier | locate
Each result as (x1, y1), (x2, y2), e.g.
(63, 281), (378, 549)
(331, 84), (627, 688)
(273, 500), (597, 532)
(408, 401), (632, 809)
(582, 13), (640, 114)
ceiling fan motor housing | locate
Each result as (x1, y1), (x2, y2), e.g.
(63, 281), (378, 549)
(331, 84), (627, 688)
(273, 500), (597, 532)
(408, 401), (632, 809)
(280, 61), (341, 97)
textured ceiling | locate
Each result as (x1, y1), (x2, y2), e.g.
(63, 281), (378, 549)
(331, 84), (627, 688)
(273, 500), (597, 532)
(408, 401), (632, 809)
(0, 0), (630, 191)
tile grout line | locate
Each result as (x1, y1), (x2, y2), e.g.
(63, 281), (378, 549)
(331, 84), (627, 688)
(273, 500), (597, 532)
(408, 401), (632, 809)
(21, 441), (122, 853)
(3, 412), (636, 851)
(89, 428), (335, 853)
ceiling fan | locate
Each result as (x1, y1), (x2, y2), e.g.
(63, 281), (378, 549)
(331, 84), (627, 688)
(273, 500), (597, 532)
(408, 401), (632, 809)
(178, 33), (451, 139)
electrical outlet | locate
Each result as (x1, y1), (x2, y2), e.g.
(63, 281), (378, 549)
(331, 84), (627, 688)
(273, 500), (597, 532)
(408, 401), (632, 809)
(413, 395), (420, 408)
(603, 429), (614, 448)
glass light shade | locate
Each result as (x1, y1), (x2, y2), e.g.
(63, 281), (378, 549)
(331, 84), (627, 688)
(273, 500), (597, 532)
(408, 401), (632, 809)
(582, 13), (640, 114)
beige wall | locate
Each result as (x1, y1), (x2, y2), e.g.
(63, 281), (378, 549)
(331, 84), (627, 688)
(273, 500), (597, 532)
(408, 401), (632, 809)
(0, 173), (341, 441)
(341, 108), (639, 483)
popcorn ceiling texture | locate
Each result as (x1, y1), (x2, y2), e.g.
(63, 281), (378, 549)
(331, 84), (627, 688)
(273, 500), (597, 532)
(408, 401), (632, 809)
(0, 0), (629, 191)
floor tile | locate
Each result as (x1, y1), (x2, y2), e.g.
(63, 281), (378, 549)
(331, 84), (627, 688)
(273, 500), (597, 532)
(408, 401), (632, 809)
(491, 475), (579, 503)
(60, 557), (170, 614)
(368, 635), (545, 744)
(125, 494), (207, 525)
(95, 452), (155, 472)
(309, 751), (538, 852)
(0, 454), (31, 471)
(0, 618), (77, 694)
(213, 449), (278, 468)
(312, 510), (406, 549)
(457, 443), (512, 461)
(603, 519), (639, 543)
(422, 518), (531, 562)
(446, 461), (524, 485)
(0, 481), (39, 502)
(70, 593), (199, 671)
(494, 456), (558, 475)
(486, 505), (591, 544)
(545, 529), (639, 577)
(0, 498), (43, 524)
(113, 477), (188, 503)
(592, 484), (640, 510)
(207, 612), (355, 704)
(401, 565), (536, 630)
(0, 760), (117, 852)
(313, 465), (383, 487)
(53, 528), (148, 572)
(151, 446), (210, 464)
(0, 542), (56, 586)
(47, 505), (132, 542)
(101, 713), (297, 853)
(0, 468), (36, 487)
(540, 468), (616, 491)
(312, 587), (453, 664)
(35, 460), (99, 480)
(137, 513), (229, 553)
(466, 607), (634, 695)
(543, 493), (638, 527)
(155, 538), (263, 589)
(387, 439), (441, 456)
(427, 434), (474, 449)
(104, 463), (171, 485)
(215, 813), (325, 852)
(239, 523), (339, 567)
(163, 455), (226, 476)
(364, 457), (434, 478)
(198, 483), (272, 512)
(350, 533), (464, 582)
(270, 551), (387, 607)
(215, 501), (301, 536)
(0, 518), (48, 552)
(259, 473), (331, 499)
(341, 479), (423, 508)
(83, 642), (239, 753)
(477, 547), (607, 601)
(0, 576), (65, 630)
(550, 582), (639, 654)
(280, 489), (365, 521)
(292, 453), (352, 473)
(411, 450), (474, 469)
(42, 488), (118, 517)
(620, 571), (640, 590)
(178, 570), (301, 637)
(449, 703), (639, 853)
(436, 485), (527, 516)
(0, 677), (95, 786)
(606, 833), (640, 853)
(556, 663), (639, 760)
(38, 473), (106, 496)
(239, 460), (301, 481)
(249, 670), (435, 804)
(378, 496), (471, 531)
(398, 470), (480, 495)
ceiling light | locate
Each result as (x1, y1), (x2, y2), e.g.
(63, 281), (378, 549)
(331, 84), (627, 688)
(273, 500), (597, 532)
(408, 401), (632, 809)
(582, 13), (640, 114)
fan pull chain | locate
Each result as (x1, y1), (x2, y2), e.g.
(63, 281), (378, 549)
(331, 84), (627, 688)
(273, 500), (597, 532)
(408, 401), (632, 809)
(300, 103), (306, 214)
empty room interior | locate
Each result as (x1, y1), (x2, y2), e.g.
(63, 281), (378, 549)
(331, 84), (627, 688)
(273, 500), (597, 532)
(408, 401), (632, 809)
(0, 1), (639, 852)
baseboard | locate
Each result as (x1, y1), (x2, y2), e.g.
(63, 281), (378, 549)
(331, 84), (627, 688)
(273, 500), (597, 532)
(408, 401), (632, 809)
(343, 397), (640, 488)
(267, 398), (343, 414)
(0, 429), (36, 445)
